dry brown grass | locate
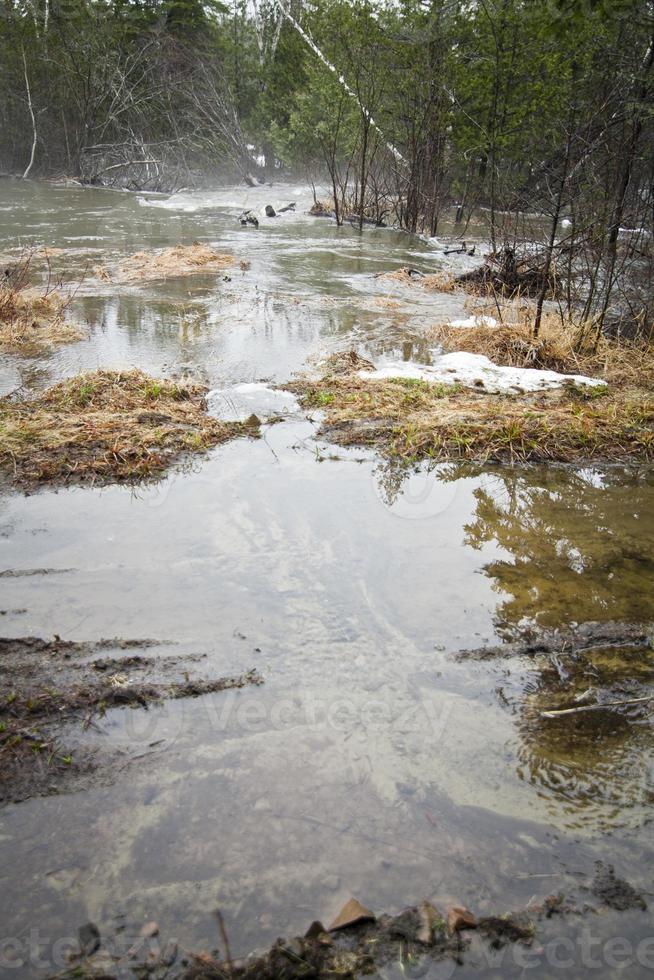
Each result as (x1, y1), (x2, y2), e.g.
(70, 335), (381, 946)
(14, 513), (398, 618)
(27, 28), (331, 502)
(0, 285), (85, 354)
(0, 369), (256, 488)
(287, 371), (654, 465)
(309, 200), (334, 216)
(95, 243), (235, 284)
(321, 350), (376, 375)
(372, 297), (404, 311)
(455, 248), (560, 299)
(375, 267), (459, 292)
(428, 312), (654, 388)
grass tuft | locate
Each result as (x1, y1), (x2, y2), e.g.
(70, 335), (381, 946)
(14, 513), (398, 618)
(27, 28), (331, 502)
(428, 312), (654, 387)
(376, 267), (459, 292)
(0, 282), (85, 355)
(0, 369), (256, 488)
(95, 243), (235, 284)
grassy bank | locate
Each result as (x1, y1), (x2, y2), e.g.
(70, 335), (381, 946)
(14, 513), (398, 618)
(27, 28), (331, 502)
(427, 313), (654, 385)
(0, 369), (257, 488)
(287, 340), (654, 465)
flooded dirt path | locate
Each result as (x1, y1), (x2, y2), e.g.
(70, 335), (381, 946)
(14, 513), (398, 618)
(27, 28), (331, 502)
(0, 179), (653, 977)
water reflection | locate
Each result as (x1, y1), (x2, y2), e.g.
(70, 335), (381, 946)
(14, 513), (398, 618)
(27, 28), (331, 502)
(2, 178), (654, 967)
(431, 462), (654, 829)
(372, 459), (654, 828)
(460, 466), (654, 637)
(515, 640), (654, 830)
(0, 177), (477, 398)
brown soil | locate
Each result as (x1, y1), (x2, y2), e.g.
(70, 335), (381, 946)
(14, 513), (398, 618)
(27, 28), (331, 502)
(95, 244), (235, 284)
(0, 369), (257, 488)
(55, 871), (647, 978)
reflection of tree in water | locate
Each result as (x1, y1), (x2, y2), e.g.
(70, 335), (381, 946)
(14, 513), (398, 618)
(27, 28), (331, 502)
(373, 458), (415, 508)
(450, 464), (654, 829)
(514, 641), (654, 830)
(460, 466), (654, 639)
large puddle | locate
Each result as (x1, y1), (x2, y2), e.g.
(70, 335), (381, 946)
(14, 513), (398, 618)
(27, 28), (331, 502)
(0, 179), (653, 977)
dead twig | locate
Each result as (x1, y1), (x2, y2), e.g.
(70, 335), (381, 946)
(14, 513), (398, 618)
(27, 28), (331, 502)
(540, 695), (653, 719)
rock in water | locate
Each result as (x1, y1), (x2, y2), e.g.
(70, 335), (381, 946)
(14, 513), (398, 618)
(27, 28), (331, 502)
(265, 205), (276, 217)
(78, 922), (101, 956)
(447, 905), (477, 933)
(328, 898), (375, 931)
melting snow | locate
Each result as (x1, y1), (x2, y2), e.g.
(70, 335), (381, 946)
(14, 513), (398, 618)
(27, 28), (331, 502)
(207, 383), (300, 422)
(448, 315), (498, 329)
(359, 352), (607, 394)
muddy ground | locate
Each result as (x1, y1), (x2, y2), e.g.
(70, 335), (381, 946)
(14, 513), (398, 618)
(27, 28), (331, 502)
(1, 182), (653, 980)
(42, 863), (649, 979)
(0, 635), (262, 805)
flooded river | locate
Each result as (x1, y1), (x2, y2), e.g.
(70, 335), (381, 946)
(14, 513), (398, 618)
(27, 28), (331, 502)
(0, 179), (653, 978)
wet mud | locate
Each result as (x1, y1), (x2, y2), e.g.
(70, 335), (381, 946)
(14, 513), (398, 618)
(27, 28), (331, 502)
(0, 635), (262, 805)
(48, 867), (648, 979)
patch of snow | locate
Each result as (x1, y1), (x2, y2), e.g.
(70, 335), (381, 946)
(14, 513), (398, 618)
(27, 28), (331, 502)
(449, 315), (498, 329)
(207, 383), (300, 422)
(359, 352), (607, 394)
(619, 225), (651, 237)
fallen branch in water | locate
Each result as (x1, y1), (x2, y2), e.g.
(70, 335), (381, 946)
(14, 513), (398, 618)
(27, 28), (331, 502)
(540, 695), (653, 719)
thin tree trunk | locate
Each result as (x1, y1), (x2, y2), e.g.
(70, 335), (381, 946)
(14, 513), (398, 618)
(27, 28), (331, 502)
(275, 0), (407, 167)
(22, 49), (37, 179)
(594, 34), (654, 341)
(534, 114), (574, 338)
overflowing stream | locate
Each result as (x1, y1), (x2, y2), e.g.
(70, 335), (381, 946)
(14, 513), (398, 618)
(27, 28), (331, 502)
(0, 179), (653, 978)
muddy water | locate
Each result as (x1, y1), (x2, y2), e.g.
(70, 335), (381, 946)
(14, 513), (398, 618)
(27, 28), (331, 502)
(1, 179), (653, 977)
